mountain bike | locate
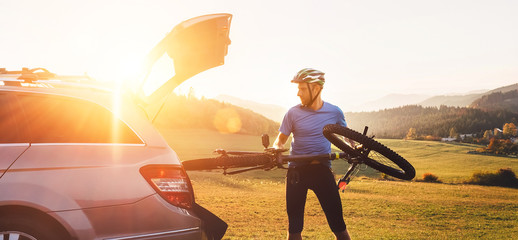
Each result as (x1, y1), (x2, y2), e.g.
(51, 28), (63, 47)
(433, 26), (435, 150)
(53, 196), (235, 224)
(182, 124), (415, 189)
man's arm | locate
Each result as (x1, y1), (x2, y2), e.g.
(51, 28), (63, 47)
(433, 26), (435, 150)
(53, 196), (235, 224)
(273, 132), (289, 150)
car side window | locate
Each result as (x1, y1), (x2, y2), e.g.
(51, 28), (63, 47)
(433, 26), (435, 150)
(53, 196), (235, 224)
(0, 92), (25, 143)
(16, 93), (143, 144)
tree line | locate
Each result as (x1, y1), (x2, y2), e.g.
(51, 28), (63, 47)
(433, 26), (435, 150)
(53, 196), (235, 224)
(470, 89), (518, 112)
(345, 105), (518, 139)
(148, 91), (518, 139)
(152, 93), (280, 136)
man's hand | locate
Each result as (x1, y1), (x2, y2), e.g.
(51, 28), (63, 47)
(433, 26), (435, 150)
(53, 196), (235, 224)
(273, 132), (289, 150)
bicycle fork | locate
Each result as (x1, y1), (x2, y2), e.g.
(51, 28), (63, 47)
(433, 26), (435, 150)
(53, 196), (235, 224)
(337, 126), (370, 192)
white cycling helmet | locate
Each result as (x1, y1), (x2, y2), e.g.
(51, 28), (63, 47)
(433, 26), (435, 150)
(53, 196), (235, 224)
(291, 68), (325, 85)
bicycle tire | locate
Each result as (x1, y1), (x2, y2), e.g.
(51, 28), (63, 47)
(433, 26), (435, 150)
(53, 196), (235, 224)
(182, 154), (272, 171)
(323, 124), (415, 180)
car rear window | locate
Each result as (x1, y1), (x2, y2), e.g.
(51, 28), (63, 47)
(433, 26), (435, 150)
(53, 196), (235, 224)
(16, 93), (143, 144)
(0, 92), (25, 143)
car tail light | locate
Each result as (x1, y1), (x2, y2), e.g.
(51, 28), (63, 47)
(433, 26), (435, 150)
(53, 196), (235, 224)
(140, 165), (194, 209)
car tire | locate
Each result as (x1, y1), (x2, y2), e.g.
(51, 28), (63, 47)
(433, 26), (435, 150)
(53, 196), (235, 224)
(0, 213), (69, 240)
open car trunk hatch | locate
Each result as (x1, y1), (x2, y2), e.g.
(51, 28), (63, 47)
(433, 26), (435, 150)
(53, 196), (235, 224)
(141, 13), (232, 108)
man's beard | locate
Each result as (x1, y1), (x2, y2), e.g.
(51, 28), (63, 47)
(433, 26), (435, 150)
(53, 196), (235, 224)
(300, 97), (310, 106)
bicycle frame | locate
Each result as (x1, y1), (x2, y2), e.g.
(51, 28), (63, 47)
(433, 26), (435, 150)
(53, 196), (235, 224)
(183, 124), (415, 185)
(198, 126), (373, 189)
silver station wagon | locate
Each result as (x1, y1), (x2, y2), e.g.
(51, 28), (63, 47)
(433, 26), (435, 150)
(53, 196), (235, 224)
(0, 13), (232, 240)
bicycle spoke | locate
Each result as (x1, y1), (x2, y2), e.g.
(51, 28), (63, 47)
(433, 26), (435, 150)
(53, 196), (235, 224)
(324, 124), (415, 180)
(338, 133), (400, 171)
(367, 150), (403, 172)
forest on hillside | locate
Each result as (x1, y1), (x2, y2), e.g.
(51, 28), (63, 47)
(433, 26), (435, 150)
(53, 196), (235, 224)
(346, 105), (518, 139)
(152, 94), (279, 136)
(470, 90), (518, 112)
(149, 88), (518, 139)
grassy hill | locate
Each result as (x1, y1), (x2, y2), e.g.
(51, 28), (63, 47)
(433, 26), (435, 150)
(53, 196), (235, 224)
(163, 128), (518, 182)
(159, 128), (518, 239)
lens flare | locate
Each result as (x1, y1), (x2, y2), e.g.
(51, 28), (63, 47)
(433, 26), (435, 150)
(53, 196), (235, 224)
(213, 108), (242, 134)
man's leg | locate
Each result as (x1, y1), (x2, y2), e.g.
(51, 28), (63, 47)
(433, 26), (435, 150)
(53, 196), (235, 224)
(333, 229), (352, 240)
(286, 168), (308, 239)
(311, 166), (350, 239)
(287, 232), (303, 240)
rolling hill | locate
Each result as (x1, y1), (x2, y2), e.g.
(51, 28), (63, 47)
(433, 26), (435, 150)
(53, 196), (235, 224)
(149, 82), (518, 139)
(213, 94), (286, 122)
(344, 83), (518, 138)
(357, 93), (431, 112)
(351, 83), (518, 111)
(418, 93), (482, 108)
(152, 93), (280, 136)
(345, 105), (518, 139)
(470, 89), (518, 113)
(417, 83), (518, 108)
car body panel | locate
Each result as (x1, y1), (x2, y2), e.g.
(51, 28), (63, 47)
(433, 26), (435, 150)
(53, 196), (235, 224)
(2, 145), (177, 210)
(54, 195), (202, 240)
(0, 144), (28, 177)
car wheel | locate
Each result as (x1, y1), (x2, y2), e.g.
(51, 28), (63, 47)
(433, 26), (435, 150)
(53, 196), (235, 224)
(0, 230), (37, 240)
(0, 214), (68, 240)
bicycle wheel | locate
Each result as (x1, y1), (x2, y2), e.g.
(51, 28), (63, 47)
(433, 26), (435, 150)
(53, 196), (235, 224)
(182, 154), (272, 171)
(323, 124), (415, 180)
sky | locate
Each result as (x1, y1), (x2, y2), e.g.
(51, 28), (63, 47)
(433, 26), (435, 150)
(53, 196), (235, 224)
(1, 0), (517, 111)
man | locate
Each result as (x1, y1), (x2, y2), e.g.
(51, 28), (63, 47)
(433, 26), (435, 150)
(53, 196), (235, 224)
(273, 68), (352, 240)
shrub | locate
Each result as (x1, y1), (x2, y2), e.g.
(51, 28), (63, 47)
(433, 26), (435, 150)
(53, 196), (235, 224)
(422, 173), (441, 183)
(465, 168), (518, 188)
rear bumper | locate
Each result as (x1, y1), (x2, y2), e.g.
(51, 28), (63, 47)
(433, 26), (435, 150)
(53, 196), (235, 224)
(53, 194), (208, 240)
(104, 227), (201, 240)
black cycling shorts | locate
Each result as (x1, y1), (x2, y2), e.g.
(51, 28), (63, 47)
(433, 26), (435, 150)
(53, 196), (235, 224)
(286, 164), (346, 233)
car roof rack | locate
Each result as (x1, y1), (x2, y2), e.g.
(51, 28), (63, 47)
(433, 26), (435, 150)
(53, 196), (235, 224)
(0, 67), (110, 91)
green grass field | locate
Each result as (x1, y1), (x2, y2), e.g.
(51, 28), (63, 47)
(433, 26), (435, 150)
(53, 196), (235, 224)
(160, 128), (518, 239)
